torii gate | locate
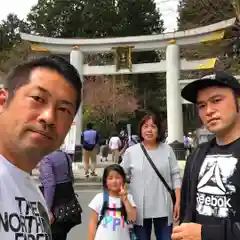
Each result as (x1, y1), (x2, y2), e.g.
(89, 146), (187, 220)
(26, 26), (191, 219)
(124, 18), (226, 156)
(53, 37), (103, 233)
(20, 17), (236, 159)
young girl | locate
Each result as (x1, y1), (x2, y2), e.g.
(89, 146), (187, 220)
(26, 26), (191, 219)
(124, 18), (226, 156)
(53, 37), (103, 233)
(88, 164), (137, 240)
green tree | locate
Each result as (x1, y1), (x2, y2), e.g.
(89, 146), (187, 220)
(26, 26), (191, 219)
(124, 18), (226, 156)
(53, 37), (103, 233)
(0, 13), (29, 51)
(116, 0), (163, 36)
(0, 41), (30, 73)
(27, 0), (85, 37)
(0, 14), (30, 73)
(178, 0), (234, 30)
(27, 0), (117, 38)
(80, 0), (118, 37)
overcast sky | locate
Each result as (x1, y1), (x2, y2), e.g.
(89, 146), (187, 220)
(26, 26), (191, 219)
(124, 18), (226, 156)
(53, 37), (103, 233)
(0, 0), (179, 32)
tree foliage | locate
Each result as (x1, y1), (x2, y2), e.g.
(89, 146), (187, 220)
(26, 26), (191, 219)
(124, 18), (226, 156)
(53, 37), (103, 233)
(0, 13), (29, 51)
(116, 0), (164, 36)
(83, 76), (138, 135)
(27, 0), (163, 38)
(27, 0), (118, 38)
(178, 0), (234, 30)
(0, 41), (30, 73)
(0, 14), (30, 73)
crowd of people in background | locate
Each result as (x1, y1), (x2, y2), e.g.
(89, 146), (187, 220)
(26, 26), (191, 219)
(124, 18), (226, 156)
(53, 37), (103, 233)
(81, 123), (142, 175)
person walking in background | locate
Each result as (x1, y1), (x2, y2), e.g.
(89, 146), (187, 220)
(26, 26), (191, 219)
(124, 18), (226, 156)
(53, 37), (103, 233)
(100, 138), (109, 162)
(121, 113), (182, 240)
(82, 122), (99, 178)
(109, 132), (122, 163)
(128, 134), (140, 147)
(39, 149), (82, 240)
(184, 134), (193, 159)
(118, 134), (140, 164)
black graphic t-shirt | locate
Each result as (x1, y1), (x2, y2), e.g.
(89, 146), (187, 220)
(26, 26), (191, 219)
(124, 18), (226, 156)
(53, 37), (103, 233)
(0, 156), (52, 240)
(196, 138), (240, 225)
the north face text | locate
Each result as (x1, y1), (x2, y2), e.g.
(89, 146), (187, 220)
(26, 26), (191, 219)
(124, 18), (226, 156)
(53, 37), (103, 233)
(0, 197), (51, 240)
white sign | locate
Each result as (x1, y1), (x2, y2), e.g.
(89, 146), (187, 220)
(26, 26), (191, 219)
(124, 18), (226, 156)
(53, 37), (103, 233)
(64, 121), (76, 154)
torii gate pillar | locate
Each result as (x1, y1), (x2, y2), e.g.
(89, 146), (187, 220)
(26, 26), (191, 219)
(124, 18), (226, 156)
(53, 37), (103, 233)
(166, 41), (185, 159)
(69, 47), (84, 161)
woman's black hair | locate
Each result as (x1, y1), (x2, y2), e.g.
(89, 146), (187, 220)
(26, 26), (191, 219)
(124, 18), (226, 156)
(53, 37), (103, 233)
(102, 164), (126, 189)
(102, 164), (127, 221)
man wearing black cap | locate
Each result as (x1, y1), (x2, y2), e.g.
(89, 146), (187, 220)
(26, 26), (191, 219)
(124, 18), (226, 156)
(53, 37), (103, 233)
(172, 72), (240, 240)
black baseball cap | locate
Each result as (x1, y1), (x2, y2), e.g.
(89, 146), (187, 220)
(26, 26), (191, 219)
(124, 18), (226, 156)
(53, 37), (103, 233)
(181, 71), (240, 103)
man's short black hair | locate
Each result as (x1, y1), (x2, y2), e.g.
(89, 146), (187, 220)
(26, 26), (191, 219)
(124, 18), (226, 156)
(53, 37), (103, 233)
(87, 123), (93, 129)
(5, 55), (82, 112)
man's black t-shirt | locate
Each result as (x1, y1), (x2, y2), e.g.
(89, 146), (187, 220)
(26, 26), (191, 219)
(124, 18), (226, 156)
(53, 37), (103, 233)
(196, 137), (240, 225)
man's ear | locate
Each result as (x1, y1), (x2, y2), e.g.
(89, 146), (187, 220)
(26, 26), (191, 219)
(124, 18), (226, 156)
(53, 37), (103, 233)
(0, 89), (8, 112)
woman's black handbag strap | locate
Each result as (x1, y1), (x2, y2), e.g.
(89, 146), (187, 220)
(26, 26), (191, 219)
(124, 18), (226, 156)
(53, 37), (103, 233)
(62, 151), (74, 183)
(140, 143), (175, 203)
